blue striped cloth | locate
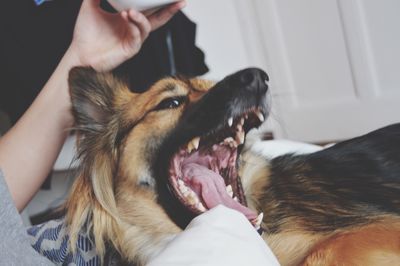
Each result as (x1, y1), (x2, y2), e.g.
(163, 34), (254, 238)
(27, 219), (101, 266)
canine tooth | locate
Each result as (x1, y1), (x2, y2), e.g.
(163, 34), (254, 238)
(254, 213), (264, 228)
(255, 110), (265, 122)
(240, 118), (245, 125)
(226, 185), (233, 197)
(228, 117), (233, 127)
(187, 142), (194, 153)
(236, 131), (245, 144)
(192, 137), (200, 150)
(233, 196), (238, 202)
(187, 137), (200, 153)
(197, 202), (207, 212)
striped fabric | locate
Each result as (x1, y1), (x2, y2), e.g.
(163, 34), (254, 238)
(33, 0), (48, 5)
(27, 219), (101, 266)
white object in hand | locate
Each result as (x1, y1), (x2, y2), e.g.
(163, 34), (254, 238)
(107, 0), (179, 12)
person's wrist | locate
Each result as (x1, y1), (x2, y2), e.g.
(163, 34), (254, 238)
(67, 42), (114, 72)
(65, 44), (86, 69)
(51, 45), (83, 129)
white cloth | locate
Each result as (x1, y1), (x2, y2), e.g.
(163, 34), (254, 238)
(148, 205), (280, 266)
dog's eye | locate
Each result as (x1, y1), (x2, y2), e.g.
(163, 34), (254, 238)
(155, 97), (186, 111)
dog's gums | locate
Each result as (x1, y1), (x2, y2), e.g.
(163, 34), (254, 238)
(169, 108), (266, 228)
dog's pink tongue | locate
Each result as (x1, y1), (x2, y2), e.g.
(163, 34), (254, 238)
(182, 163), (257, 221)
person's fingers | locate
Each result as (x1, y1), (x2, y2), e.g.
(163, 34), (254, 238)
(148, 0), (186, 30)
(127, 9), (152, 41)
(129, 24), (142, 45)
(121, 10), (129, 21)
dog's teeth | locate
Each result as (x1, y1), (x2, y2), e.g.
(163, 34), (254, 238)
(183, 189), (190, 197)
(233, 196), (238, 202)
(226, 185), (233, 197)
(197, 202), (207, 212)
(187, 137), (200, 153)
(228, 117), (233, 127)
(187, 144), (193, 153)
(224, 137), (235, 144)
(178, 180), (189, 194)
(192, 137), (200, 150)
(255, 110), (265, 122)
(236, 131), (245, 144)
(253, 213), (264, 229)
(224, 137), (238, 149)
(240, 118), (245, 126)
(187, 191), (199, 205)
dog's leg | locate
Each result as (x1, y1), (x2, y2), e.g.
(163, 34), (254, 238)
(302, 219), (400, 266)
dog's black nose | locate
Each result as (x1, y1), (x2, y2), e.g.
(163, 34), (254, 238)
(239, 68), (269, 84)
(229, 68), (269, 95)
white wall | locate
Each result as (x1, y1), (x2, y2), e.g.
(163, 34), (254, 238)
(184, 0), (268, 81)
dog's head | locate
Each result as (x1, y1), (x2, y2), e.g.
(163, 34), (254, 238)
(66, 67), (269, 262)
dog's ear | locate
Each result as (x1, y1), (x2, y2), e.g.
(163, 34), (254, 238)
(68, 66), (131, 131)
(67, 67), (130, 255)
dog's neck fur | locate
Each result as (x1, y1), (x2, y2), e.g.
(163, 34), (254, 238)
(238, 137), (326, 266)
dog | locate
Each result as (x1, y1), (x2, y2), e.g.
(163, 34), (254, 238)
(63, 66), (400, 265)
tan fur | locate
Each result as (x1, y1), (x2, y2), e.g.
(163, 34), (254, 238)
(303, 218), (400, 266)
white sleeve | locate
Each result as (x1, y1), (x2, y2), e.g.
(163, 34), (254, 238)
(147, 205), (280, 266)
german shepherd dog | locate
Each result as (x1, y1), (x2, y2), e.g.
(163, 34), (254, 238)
(66, 66), (400, 265)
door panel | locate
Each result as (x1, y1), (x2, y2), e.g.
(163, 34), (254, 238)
(254, 0), (400, 142)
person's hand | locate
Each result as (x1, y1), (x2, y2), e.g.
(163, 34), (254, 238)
(70, 0), (186, 72)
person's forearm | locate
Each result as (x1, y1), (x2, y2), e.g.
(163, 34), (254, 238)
(0, 47), (80, 211)
(0, 0), (184, 212)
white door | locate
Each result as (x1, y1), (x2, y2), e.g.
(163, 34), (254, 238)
(252, 0), (400, 142)
(185, 0), (400, 143)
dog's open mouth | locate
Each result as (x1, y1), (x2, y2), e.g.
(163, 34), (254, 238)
(169, 108), (265, 228)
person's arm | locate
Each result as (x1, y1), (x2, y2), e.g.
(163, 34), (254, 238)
(0, 170), (52, 265)
(0, 0), (186, 211)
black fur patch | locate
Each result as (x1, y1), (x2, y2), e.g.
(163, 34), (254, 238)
(260, 123), (400, 233)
